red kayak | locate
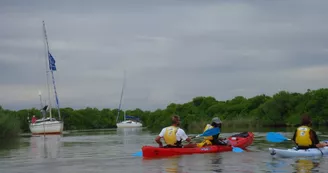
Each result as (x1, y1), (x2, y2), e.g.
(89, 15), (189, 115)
(142, 132), (254, 158)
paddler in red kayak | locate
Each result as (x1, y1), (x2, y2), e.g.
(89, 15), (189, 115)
(155, 115), (196, 148)
(197, 117), (228, 147)
(292, 114), (328, 149)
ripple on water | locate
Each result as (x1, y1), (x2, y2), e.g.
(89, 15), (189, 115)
(1, 128), (328, 173)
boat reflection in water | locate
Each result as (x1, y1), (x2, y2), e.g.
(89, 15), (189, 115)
(266, 157), (321, 173)
(142, 156), (182, 173)
(141, 153), (223, 173)
(116, 127), (143, 136)
(116, 127), (143, 145)
(116, 127), (145, 157)
(293, 159), (320, 173)
(29, 135), (62, 159)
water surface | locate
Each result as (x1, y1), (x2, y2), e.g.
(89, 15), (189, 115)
(1, 127), (328, 173)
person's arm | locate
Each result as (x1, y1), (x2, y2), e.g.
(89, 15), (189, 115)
(155, 128), (166, 147)
(316, 143), (327, 148)
(310, 130), (327, 148)
(155, 136), (163, 147)
(211, 134), (220, 145)
(310, 129), (319, 145)
(292, 129), (296, 141)
(177, 129), (192, 143)
(291, 129), (297, 145)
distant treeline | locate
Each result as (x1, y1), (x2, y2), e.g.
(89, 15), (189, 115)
(1, 88), (328, 137)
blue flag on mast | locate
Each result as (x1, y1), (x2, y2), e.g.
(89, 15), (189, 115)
(47, 51), (61, 119)
(48, 52), (57, 71)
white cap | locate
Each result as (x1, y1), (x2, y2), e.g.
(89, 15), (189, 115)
(212, 117), (222, 124)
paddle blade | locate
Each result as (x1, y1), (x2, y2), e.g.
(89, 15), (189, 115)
(132, 151), (143, 157)
(266, 132), (289, 143)
(232, 146), (244, 153)
(200, 127), (220, 137)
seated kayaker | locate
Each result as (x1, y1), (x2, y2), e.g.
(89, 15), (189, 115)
(155, 115), (195, 148)
(292, 114), (328, 149)
(197, 117), (227, 147)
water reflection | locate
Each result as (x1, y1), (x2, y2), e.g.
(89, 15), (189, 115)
(116, 127), (143, 136)
(266, 158), (289, 172)
(1, 129), (328, 173)
(293, 158), (320, 173)
(0, 138), (21, 150)
(0, 138), (22, 159)
(29, 135), (61, 159)
(117, 127), (144, 146)
(266, 157), (321, 173)
(209, 154), (223, 172)
(163, 157), (180, 173)
(141, 153), (224, 173)
(142, 156), (185, 173)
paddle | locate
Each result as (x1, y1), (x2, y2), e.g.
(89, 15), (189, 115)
(131, 127), (221, 157)
(191, 127), (220, 139)
(266, 132), (291, 143)
(220, 138), (244, 153)
(266, 132), (328, 143)
(132, 150), (143, 157)
(231, 146), (244, 153)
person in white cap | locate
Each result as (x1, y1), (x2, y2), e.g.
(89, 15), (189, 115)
(197, 117), (226, 147)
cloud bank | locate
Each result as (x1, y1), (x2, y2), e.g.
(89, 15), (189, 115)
(1, 0), (328, 110)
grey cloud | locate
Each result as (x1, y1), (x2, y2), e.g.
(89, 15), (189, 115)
(1, 0), (328, 111)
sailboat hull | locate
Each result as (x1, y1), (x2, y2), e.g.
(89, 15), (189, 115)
(29, 121), (63, 135)
(116, 120), (142, 128)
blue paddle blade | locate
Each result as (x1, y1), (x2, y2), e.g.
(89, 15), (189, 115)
(199, 127), (220, 137)
(232, 146), (244, 153)
(266, 132), (289, 143)
(132, 151), (143, 157)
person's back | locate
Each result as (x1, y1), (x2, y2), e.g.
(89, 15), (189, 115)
(293, 125), (314, 149)
(162, 125), (179, 147)
(155, 115), (194, 148)
(292, 114), (327, 149)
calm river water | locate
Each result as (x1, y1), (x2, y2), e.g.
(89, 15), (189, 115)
(1, 127), (328, 173)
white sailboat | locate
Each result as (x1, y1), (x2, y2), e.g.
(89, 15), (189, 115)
(116, 111), (142, 128)
(116, 71), (142, 128)
(29, 21), (64, 135)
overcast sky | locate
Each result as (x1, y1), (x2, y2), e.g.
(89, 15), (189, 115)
(1, 0), (328, 111)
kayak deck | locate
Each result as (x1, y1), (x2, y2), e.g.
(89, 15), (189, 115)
(142, 132), (254, 158)
(269, 147), (328, 158)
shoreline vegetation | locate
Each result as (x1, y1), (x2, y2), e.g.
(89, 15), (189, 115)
(1, 88), (328, 138)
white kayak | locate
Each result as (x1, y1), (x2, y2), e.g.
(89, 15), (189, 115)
(269, 147), (328, 158)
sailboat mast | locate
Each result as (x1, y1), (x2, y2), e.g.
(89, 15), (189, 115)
(43, 21), (61, 120)
(116, 70), (126, 123)
(42, 21), (52, 119)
